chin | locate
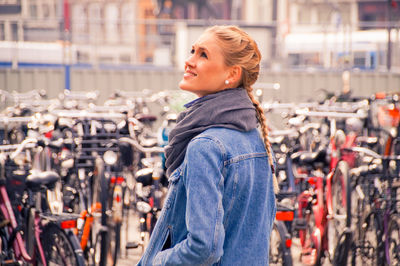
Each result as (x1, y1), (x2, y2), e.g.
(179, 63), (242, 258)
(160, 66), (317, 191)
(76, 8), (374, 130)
(179, 81), (192, 92)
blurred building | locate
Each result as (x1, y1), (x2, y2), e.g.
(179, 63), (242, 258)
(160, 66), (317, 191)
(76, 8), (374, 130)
(0, 0), (59, 42)
(0, 0), (398, 70)
(281, 0), (400, 71)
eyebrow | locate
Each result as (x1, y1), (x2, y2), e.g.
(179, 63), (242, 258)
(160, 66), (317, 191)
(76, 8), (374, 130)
(192, 45), (209, 54)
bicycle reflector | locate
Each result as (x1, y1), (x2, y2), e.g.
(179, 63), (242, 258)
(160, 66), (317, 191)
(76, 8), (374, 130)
(60, 219), (77, 229)
(285, 238), (292, 248)
(276, 211), (294, 221)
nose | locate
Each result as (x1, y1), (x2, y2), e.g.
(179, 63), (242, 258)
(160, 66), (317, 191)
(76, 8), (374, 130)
(184, 54), (195, 69)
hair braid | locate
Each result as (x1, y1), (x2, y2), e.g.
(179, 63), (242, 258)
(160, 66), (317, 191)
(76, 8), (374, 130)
(245, 86), (279, 193)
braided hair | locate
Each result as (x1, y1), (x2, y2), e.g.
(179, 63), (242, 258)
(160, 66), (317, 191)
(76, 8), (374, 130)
(205, 25), (279, 193)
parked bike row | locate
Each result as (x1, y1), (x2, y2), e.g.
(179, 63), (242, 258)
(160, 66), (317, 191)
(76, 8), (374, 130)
(1, 88), (400, 266)
(266, 92), (400, 265)
(0, 89), (182, 265)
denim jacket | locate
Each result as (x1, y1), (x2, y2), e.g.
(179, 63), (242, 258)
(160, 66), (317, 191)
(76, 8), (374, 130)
(137, 127), (276, 266)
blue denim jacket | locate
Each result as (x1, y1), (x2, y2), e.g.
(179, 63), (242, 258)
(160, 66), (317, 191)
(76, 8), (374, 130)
(137, 127), (276, 266)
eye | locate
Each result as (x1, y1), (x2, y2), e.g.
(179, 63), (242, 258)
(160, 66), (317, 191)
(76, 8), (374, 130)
(200, 52), (208, 59)
(190, 49), (195, 54)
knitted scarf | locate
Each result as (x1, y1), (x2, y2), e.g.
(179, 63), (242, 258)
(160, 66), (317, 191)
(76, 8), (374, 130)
(164, 87), (258, 176)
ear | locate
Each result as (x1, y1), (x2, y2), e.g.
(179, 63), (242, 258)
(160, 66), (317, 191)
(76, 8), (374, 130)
(226, 65), (242, 86)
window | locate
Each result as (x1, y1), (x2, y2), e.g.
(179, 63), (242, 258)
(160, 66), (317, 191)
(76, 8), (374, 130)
(30, 3), (37, 18)
(42, 3), (50, 18)
(11, 22), (18, 41)
(0, 23), (4, 40)
(105, 4), (119, 44)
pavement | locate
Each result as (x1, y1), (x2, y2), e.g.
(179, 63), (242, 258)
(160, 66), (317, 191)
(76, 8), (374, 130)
(117, 212), (146, 265)
(116, 214), (333, 266)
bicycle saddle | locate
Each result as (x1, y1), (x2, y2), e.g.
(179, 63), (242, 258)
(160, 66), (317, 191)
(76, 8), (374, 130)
(136, 114), (157, 123)
(291, 149), (327, 167)
(26, 170), (60, 192)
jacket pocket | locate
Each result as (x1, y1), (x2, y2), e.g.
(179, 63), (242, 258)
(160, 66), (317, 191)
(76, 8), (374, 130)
(161, 226), (172, 251)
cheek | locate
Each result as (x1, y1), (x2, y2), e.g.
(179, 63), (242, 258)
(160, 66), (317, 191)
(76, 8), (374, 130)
(202, 63), (224, 80)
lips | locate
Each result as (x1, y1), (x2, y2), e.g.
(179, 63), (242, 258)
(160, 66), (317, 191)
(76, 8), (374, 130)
(184, 67), (197, 78)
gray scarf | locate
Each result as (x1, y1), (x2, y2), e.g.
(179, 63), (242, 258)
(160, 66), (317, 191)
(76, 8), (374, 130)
(165, 87), (258, 176)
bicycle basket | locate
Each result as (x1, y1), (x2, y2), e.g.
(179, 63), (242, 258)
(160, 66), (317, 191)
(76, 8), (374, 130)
(5, 162), (29, 204)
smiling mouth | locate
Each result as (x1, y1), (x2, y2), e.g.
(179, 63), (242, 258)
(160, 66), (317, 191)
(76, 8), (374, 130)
(184, 71), (197, 77)
(184, 66), (197, 77)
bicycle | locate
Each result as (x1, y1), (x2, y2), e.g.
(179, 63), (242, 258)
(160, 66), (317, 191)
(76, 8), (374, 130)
(0, 139), (84, 265)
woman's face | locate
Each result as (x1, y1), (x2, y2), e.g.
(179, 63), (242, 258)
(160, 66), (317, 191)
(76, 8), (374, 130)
(179, 32), (231, 97)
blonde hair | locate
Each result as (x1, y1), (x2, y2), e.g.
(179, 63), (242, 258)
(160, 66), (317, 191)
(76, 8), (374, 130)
(206, 25), (279, 193)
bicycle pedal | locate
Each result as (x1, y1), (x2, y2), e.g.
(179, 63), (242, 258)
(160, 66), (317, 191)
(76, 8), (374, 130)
(126, 241), (140, 249)
(0, 219), (10, 228)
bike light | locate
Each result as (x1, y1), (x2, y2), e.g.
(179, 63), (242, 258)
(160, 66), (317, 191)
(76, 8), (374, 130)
(136, 201), (152, 214)
(103, 150), (118, 165)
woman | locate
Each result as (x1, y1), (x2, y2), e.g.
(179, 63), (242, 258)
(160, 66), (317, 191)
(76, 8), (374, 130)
(137, 25), (277, 266)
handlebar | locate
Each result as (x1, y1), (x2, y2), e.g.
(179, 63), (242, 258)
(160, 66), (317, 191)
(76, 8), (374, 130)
(9, 138), (38, 159)
(60, 89), (99, 101)
(0, 116), (34, 124)
(119, 137), (164, 154)
(263, 102), (318, 111)
(51, 109), (126, 119)
(295, 109), (367, 119)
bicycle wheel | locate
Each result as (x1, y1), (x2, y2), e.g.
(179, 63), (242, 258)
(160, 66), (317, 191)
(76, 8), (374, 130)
(329, 161), (349, 260)
(108, 220), (122, 266)
(387, 214), (400, 265)
(354, 211), (379, 265)
(269, 220), (293, 266)
(99, 165), (110, 266)
(41, 223), (85, 266)
(108, 183), (123, 266)
(88, 160), (108, 266)
(25, 207), (36, 258)
(298, 201), (319, 265)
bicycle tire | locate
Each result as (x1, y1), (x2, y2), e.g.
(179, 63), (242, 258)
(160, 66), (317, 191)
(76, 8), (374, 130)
(87, 159), (107, 266)
(108, 220), (122, 266)
(99, 165), (109, 266)
(387, 213), (400, 265)
(329, 161), (349, 259)
(108, 182), (124, 266)
(25, 207), (35, 258)
(269, 220), (293, 266)
(40, 222), (85, 266)
(298, 199), (319, 266)
(354, 211), (380, 265)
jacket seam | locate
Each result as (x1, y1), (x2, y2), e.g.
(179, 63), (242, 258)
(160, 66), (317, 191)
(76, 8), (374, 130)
(191, 135), (227, 161)
(224, 152), (268, 166)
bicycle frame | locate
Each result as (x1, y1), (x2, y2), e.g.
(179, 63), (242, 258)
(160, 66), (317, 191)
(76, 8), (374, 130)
(0, 184), (47, 265)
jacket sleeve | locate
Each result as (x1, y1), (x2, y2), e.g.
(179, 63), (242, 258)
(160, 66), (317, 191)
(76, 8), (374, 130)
(153, 137), (225, 266)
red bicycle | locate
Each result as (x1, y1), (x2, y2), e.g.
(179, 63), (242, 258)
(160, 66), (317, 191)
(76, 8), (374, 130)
(294, 108), (365, 265)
